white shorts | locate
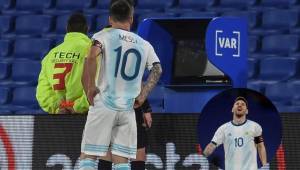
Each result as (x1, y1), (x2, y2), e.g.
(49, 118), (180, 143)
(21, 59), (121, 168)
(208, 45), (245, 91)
(81, 94), (137, 159)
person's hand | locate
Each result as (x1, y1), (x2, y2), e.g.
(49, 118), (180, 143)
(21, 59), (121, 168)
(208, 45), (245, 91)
(87, 86), (99, 106)
(65, 106), (75, 114)
(57, 107), (75, 114)
(134, 95), (145, 109)
(143, 112), (152, 128)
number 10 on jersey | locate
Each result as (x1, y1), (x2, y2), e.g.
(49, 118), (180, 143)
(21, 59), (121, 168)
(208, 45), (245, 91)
(114, 46), (141, 81)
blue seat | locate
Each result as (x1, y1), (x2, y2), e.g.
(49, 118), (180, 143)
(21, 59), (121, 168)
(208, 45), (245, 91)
(221, 10), (258, 28)
(56, 14), (94, 34)
(290, 10), (300, 34)
(0, 87), (10, 104)
(216, 0), (256, 10)
(249, 35), (259, 53)
(8, 60), (41, 86)
(262, 10), (292, 29)
(14, 38), (52, 60)
(15, 15), (53, 36)
(252, 10), (296, 35)
(136, 0), (174, 11)
(178, 0), (215, 10)
(259, 57), (297, 81)
(247, 80), (264, 93)
(95, 14), (110, 31)
(11, 87), (39, 108)
(15, 0), (52, 11)
(0, 0), (13, 10)
(56, 0), (93, 10)
(0, 62), (10, 80)
(260, 35), (299, 56)
(97, 0), (112, 9)
(0, 15), (13, 34)
(265, 83), (293, 105)
(248, 58), (258, 79)
(0, 39), (12, 57)
(260, 0), (290, 8)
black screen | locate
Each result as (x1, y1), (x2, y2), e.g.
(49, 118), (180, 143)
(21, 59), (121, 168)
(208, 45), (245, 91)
(173, 39), (207, 78)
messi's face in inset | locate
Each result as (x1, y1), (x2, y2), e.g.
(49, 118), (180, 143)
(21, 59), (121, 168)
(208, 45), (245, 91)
(232, 100), (248, 117)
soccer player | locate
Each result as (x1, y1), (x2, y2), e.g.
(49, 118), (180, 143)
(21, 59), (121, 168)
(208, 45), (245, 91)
(203, 96), (267, 170)
(36, 12), (90, 114)
(79, 0), (162, 170)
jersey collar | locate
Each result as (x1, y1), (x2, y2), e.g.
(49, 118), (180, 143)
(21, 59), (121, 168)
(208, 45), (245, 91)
(231, 119), (247, 126)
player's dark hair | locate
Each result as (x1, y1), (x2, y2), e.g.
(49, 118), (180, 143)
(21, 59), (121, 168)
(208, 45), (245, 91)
(235, 96), (248, 107)
(67, 12), (88, 34)
(109, 0), (133, 22)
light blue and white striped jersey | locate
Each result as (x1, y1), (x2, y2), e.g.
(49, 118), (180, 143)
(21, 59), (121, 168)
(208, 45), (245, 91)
(212, 120), (262, 170)
(92, 28), (160, 111)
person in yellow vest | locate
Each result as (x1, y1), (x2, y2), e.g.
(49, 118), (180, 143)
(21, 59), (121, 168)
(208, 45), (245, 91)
(36, 12), (91, 114)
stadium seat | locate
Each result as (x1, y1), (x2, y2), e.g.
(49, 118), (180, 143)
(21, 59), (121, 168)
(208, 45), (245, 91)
(259, 57), (297, 82)
(56, 14), (94, 34)
(96, 0), (113, 9)
(0, 0), (13, 10)
(0, 15), (13, 34)
(214, 0), (256, 11)
(95, 14), (110, 31)
(0, 87), (10, 104)
(0, 39), (12, 57)
(259, 0), (290, 8)
(177, 0), (215, 10)
(11, 86), (39, 108)
(15, 15), (53, 36)
(0, 62), (10, 80)
(15, 0), (52, 11)
(221, 10), (258, 28)
(14, 38), (52, 60)
(265, 83), (293, 105)
(248, 58), (258, 79)
(249, 35), (259, 53)
(247, 80), (264, 93)
(290, 10), (300, 34)
(260, 35), (299, 56)
(136, 0), (174, 11)
(56, 0), (93, 10)
(9, 60), (41, 86)
(251, 10), (296, 35)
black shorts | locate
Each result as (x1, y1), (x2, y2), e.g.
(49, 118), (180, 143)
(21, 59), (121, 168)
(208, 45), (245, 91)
(135, 108), (147, 149)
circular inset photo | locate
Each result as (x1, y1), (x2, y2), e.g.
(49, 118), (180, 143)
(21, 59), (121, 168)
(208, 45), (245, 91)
(197, 88), (281, 170)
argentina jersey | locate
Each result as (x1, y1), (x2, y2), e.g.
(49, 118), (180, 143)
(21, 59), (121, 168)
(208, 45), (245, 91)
(92, 28), (160, 111)
(212, 120), (262, 170)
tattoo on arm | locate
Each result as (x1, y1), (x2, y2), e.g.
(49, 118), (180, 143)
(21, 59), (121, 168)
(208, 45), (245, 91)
(140, 63), (162, 100)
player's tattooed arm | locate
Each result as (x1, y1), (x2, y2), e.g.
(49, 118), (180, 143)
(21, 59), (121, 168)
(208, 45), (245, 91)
(134, 63), (162, 108)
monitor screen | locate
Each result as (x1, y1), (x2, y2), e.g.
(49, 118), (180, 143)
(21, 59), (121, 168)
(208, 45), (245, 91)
(173, 39), (207, 78)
